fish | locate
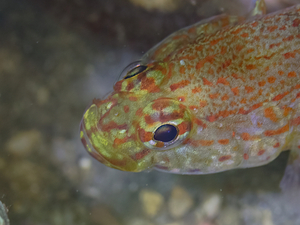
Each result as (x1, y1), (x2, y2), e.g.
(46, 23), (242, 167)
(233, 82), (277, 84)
(80, 0), (300, 190)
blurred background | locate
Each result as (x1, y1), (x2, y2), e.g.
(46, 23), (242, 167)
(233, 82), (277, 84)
(1, 0), (300, 224)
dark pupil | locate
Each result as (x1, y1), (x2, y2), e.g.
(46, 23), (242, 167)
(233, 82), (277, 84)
(124, 65), (147, 79)
(154, 124), (178, 143)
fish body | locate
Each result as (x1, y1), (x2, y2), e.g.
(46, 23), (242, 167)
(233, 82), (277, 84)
(80, 0), (300, 183)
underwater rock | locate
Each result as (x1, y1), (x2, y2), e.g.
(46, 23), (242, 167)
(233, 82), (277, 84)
(168, 186), (194, 219)
(5, 130), (42, 157)
(128, 0), (179, 12)
(139, 189), (164, 218)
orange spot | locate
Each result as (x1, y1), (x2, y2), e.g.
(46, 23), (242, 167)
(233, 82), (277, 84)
(250, 102), (262, 111)
(207, 115), (218, 122)
(257, 149), (265, 156)
(218, 155), (232, 162)
(240, 98), (247, 104)
(195, 45), (203, 51)
(246, 64), (256, 70)
(205, 55), (215, 64)
(209, 93), (219, 99)
(202, 78), (213, 86)
(136, 108), (143, 116)
(283, 35), (294, 42)
(144, 115), (155, 124)
(217, 77), (229, 86)
(272, 91), (289, 101)
(279, 25), (286, 30)
(199, 100), (207, 107)
(292, 18), (300, 27)
(192, 87), (202, 93)
(268, 76), (276, 83)
(221, 94), (229, 101)
(210, 38), (223, 45)
(220, 46), (227, 55)
(238, 107), (247, 114)
(114, 80), (123, 92)
(170, 80), (191, 91)
(141, 77), (160, 93)
(189, 105), (198, 111)
(283, 106), (293, 117)
(134, 149), (151, 160)
(208, 68), (214, 75)
(114, 138), (127, 146)
(267, 25), (278, 32)
(291, 116), (300, 126)
(284, 52), (296, 59)
(194, 118), (207, 128)
(288, 71), (297, 77)
(178, 96), (185, 102)
(218, 139), (229, 145)
(243, 153), (249, 160)
(231, 87), (239, 96)
(273, 143), (280, 148)
(123, 105), (129, 113)
(101, 121), (127, 132)
(139, 129), (153, 142)
(254, 36), (260, 41)
(241, 133), (250, 141)
(247, 48), (255, 53)
(222, 60), (232, 69)
(264, 124), (289, 136)
(126, 81), (135, 91)
(278, 70), (284, 75)
(251, 21), (258, 27)
(199, 140), (214, 146)
(258, 81), (266, 87)
(129, 96), (138, 101)
(196, 60), (205, 70)
(236, 44), (243, 52)
(241, 33), (249, 38)
(155, 142), (164, 148)
(152, 100), (170, 110)
(177, 121), (190, 135)
(245, 86), (254, 93)
(232, 27), (243, 34)
(264, 107), (278, 122)
(179, 66), (186, 74)
(269, 43), (281, 49)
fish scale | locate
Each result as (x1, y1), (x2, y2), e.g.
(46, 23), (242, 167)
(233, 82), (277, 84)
(80, 0), (300, 190)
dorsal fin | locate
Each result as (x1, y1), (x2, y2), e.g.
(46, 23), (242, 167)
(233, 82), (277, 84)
(250, 0), (266, 17)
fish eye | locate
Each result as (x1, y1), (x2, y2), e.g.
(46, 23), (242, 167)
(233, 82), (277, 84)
(124, 65), (147, 79)
(153, 124), (178, 143)
(118, 61), (147, 80)
(138, 98), (192, 150)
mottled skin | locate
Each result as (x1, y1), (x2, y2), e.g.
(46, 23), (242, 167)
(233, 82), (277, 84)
(80, 1), (300, 177)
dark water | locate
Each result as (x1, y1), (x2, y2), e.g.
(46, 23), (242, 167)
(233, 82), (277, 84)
(0, 0), (299, 224)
